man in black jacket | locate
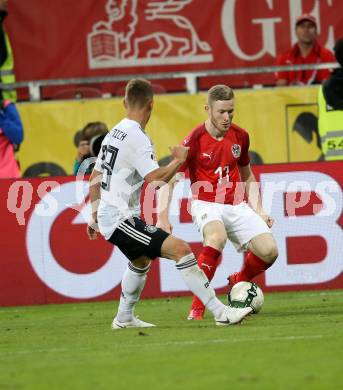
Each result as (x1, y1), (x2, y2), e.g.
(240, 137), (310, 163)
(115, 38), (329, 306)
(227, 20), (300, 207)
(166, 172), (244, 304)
(318, 38), (343, 160)
(322, 38), (343, 110)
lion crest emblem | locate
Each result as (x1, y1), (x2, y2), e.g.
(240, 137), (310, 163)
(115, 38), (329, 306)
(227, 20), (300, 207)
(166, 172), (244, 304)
(87, 0), (213, 68)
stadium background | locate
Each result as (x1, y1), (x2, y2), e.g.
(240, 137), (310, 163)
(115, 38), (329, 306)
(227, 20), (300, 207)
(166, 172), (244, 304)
(17, 86), (322, 176)
(1, 0), (342, 306)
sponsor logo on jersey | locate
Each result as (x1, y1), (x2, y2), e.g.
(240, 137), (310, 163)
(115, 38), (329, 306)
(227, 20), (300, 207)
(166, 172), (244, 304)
(231, 144), (241, 158)
(202, 152), (212, 160)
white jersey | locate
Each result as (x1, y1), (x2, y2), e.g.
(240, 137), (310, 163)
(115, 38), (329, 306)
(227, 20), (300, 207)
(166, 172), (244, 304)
(94, 118), (159, 239)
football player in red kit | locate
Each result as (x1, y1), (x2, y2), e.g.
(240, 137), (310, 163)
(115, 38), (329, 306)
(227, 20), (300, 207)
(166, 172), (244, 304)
(157, 84), (278, 320)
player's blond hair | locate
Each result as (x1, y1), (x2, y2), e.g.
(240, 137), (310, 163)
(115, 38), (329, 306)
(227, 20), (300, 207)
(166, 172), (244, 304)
(125, 78), (153, 108)
(208, 85), (234, 106)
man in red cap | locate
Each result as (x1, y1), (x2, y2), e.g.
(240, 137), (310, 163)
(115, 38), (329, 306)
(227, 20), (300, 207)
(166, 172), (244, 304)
(275, 14), (335, 86)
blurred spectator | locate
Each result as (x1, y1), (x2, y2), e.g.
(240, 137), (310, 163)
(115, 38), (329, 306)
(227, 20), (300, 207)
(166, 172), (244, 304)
(275, 14), (335, 86)
(318, 38), (343, 160)
(0, 98), (23, 178)
(0, 0), (16, 101)
(73, 121), (108, 175)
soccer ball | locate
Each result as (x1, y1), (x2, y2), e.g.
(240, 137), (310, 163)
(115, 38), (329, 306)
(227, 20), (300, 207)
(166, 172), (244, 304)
(228, 281), (264, 313)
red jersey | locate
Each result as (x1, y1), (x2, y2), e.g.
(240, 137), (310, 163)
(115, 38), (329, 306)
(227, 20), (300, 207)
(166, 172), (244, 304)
(179, 123), (250, 204)
(275, 41), (335, 85)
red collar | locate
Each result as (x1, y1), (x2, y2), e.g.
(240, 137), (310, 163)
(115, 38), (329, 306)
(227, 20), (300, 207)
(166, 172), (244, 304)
(291, 41), (321, 58)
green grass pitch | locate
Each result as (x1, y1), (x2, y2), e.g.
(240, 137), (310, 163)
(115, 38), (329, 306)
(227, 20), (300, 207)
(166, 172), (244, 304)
(1, 290), (343, 390)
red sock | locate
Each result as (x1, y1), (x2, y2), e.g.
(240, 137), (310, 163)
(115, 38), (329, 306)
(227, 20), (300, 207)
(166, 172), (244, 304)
(237, 251), (271, 282)
(191, 246), (221, 310)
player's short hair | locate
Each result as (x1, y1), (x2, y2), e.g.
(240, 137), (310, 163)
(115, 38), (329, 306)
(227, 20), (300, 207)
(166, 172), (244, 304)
(207, 85), (234, 106)
(125, 78), (153, 108)
(334, 38), (343, 67)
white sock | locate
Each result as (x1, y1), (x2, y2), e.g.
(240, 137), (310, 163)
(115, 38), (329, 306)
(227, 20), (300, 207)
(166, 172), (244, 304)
(176, 253), (225, 318)
(116, 262), (150, 323)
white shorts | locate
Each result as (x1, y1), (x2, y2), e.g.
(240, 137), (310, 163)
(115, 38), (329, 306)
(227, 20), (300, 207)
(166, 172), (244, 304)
(191, 200), (271, 252)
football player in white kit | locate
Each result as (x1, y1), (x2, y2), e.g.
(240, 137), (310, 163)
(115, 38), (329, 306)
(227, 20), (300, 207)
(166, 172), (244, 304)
(87, 79), (252, 329)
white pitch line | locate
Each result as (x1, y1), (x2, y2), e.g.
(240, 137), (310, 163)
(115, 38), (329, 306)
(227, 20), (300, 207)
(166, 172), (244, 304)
(0, 348), (68, 356)
(0, 334), (324, 356)
(294, 291), (343, 297)
(144, 334), (324, 348)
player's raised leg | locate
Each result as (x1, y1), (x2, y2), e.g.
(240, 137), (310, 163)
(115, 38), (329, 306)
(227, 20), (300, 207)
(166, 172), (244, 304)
(161, 234), (252, 325)
(228, 233), (278, 288)
(188, 220), (226, 320)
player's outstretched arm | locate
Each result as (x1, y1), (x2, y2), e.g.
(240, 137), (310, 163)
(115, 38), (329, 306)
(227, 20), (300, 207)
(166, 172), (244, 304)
(144, 145), (188, 185)
(156, 175), (177, 233)
(87, 168), (102, 240)
(239, 164), (274, 228)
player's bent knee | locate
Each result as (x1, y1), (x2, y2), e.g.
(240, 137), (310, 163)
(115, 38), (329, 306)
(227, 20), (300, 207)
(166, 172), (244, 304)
(272, 246), (279, 261)
(264, 245), (278, 264)
(175, 240), (192, 259)
(203, 221), (227, 251)
(160, 235), (192, 261)
(254, 242), (278, 264)
(131, 257), (151, 269)
(204, 232), (227, 251)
